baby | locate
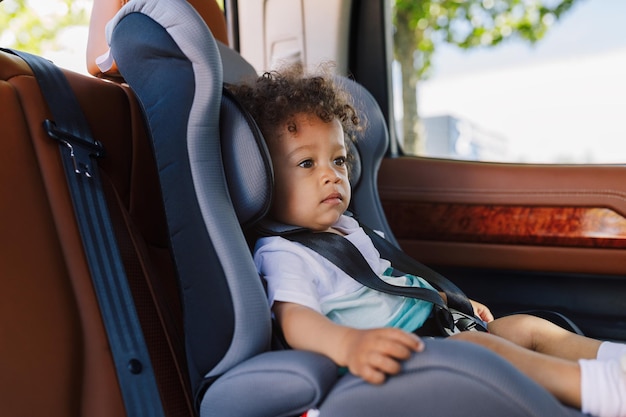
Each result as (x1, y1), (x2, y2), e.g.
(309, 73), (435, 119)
(228, 64), (626, 417)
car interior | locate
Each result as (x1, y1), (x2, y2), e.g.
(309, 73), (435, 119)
(1, 0), (625, 416)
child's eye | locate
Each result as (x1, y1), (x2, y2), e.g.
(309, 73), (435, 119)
(298, 159), (314, 168)
(334, 156), (346, 167)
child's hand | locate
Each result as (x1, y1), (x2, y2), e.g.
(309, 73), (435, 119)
(470, 299), (494, 323)
(341, 327), (424, 384)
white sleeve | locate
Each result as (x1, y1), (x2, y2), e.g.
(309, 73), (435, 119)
(254, 237), (326, 313)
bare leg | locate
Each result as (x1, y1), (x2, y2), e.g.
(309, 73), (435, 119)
(451, 331), (582, 408)
(487, 314), (602, 361)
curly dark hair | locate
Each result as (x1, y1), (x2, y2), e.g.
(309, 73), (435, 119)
(226, 63), (362, 147)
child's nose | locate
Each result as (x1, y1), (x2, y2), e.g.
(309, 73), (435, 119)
(321, 165), (342, 183)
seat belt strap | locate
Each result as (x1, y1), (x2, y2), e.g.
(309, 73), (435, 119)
(285, 232), (455, 330)
(359, 223), (476, 317)
(9, 49), (166, 417)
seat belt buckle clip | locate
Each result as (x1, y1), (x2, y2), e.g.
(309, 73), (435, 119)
(44, 119), (104, 178)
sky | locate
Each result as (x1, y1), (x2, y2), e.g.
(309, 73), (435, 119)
(418, 0), (626, 163)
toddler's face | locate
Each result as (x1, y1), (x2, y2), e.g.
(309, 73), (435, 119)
(268, 113), (351, 232)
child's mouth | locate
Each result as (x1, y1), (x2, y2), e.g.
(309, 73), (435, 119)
(322, 193), (342, 204)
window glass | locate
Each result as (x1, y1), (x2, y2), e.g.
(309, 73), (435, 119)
(391, 1), (626, 164)
(1, 0), (91, 73)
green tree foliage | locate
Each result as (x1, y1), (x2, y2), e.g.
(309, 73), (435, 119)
(394, 0), (576, 153)
(0, 0), (89, 54)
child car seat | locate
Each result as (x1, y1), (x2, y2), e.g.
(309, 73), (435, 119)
(105, 0), (586, 415)
(339, 76), (399, 246)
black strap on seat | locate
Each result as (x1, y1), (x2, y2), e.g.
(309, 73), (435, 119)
(8, 49), (166, 417)
(286, 231), (455, 331)
(265, 211), (491, 334)
(287, 232), (448, 308)
(283, 231), (454, 329)
(358, 223), (475, 317)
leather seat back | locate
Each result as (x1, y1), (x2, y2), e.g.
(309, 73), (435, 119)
(0, 49), (193, 416)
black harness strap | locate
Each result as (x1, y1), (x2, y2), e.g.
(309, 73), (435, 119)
(359, 223), (476, 318)
(286, 231), (454, 332)
(262, 213), (489, 334)
(10, 49), (166, 417)
(286, 232), (448, 308)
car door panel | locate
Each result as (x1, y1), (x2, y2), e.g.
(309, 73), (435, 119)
(378, 156), (626, 340)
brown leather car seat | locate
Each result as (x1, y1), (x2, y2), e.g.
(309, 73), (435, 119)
(0, 49), (193, 417)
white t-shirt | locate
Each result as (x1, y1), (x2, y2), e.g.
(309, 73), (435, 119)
(254, 215), (435, 332)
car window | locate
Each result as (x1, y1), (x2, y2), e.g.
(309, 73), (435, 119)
(391, 0), (626, 164)
(2, 0), (226, 75)
(0, 0), (91, 73)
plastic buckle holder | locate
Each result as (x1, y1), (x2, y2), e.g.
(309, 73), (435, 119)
(44, 119), (104, 178)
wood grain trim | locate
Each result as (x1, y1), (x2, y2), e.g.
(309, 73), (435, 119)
(382, 202), (626, 249)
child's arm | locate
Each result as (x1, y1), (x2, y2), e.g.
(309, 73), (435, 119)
(273, 301), (424, 384)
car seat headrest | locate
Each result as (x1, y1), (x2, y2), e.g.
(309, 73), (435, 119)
(348, 140), (362, 189)
(336, 76), (395, 241)
(220, 89), (273, 228)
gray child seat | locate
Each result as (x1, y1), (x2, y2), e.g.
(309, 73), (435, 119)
(107, 0), (585, 415)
